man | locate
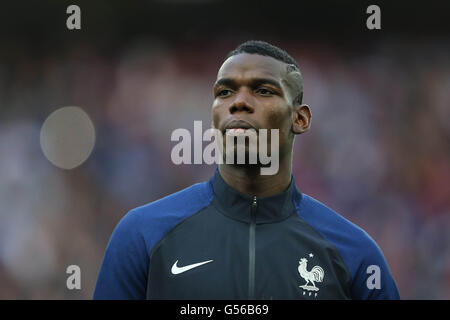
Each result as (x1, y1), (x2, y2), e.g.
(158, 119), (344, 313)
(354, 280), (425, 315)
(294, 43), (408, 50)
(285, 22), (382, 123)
(94, 40), (400, 299)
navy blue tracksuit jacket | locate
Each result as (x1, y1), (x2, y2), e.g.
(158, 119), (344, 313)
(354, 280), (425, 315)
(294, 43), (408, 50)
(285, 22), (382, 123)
(94, 169), (400, 299)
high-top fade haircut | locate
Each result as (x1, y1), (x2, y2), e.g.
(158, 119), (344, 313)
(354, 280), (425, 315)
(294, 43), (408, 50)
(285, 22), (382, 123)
(225, 40), (304, 106)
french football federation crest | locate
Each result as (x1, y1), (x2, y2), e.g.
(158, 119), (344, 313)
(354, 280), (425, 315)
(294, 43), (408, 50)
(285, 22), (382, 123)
(298, 253), (324, 296)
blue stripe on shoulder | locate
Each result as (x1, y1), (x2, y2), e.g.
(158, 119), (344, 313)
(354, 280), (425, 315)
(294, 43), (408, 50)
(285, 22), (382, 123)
(294, 193), (370, 277)
(131, 180), (215, 256)
(93, 180), (215, 299)
(293, 192), (400, 299)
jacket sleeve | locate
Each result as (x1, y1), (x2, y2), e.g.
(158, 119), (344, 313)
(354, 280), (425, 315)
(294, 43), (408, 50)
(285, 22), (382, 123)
(350, 239), (400, 300)
(93, 209), (148, 299)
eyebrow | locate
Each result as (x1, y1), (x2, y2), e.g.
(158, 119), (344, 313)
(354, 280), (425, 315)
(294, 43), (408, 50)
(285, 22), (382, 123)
(213, 77), (283, 91)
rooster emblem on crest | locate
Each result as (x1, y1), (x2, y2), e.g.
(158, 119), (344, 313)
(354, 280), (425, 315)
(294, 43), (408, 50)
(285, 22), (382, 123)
(298, 255), (324, 292)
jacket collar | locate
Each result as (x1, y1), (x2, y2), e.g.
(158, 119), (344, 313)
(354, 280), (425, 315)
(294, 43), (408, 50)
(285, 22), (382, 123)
(209, 168), (302, 224)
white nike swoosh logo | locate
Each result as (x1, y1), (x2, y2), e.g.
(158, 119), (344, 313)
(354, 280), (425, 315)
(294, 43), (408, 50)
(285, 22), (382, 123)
(171, 259), (214, 275)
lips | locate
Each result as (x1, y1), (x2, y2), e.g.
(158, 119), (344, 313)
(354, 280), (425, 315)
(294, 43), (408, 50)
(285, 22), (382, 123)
(222, 120), (257, 135)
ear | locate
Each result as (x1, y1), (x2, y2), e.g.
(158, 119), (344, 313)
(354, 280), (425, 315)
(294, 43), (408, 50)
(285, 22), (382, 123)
(292, 104), (311, 134)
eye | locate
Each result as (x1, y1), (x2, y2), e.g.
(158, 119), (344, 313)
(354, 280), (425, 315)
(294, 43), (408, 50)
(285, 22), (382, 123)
(256, 88), (274, 96)
(217, 89), (232, 97)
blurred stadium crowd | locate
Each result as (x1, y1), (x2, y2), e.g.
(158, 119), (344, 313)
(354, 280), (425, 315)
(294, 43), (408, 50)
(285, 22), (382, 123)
(0, 38), (449, 299)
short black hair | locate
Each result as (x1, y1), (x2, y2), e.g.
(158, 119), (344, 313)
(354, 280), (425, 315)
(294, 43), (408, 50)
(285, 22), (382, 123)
(225, 40), (303, 105)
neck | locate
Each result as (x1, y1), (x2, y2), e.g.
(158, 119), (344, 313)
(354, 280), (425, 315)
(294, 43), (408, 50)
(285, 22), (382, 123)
(218, 155), (292, 197)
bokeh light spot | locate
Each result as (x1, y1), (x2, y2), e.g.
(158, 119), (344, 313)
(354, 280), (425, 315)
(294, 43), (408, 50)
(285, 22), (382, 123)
(40, 106), (96, 169)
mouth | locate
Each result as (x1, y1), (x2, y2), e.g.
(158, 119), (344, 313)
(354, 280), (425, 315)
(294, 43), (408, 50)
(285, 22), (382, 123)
(222, 120), (257, 135)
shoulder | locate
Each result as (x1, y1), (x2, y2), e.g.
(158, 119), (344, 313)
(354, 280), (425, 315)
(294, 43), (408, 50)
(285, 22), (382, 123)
(295, 193), (377, 248)
(294, 193), (386, 277)
(131, 180), (214, 222)
(118, 180), (214, 252)
(294, 192), (400, 299)
(94, 180), (215, 299)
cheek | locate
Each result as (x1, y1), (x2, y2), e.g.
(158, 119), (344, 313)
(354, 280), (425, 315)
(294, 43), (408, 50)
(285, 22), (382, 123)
(269, 108), (293, 149)
(212, 103), (223, 128)
(266, 103), (292, 133)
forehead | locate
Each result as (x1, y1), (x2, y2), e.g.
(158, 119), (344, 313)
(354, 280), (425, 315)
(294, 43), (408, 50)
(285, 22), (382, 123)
(217, 53), (287, 81)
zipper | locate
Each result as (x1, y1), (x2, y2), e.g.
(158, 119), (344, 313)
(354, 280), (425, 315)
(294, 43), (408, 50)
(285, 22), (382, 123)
(248, 196), (257, 300)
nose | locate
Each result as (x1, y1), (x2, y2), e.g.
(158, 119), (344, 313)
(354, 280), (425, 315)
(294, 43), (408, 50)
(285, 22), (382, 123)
(229, 88), (255, 114)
